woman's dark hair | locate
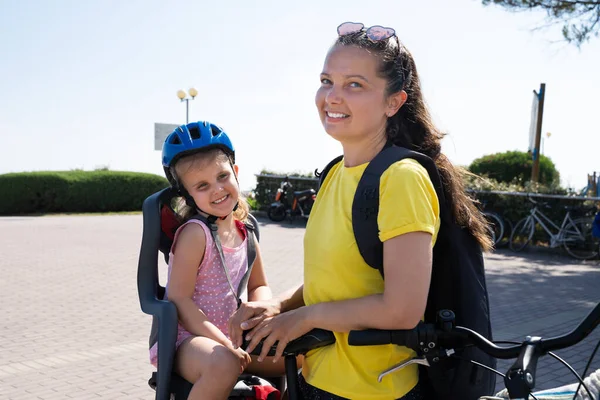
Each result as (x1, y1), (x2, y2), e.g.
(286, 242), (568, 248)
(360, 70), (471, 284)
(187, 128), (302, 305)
(336, 32), (493, 251)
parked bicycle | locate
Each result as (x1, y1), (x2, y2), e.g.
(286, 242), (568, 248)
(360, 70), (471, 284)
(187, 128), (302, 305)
(509, 196), (599, 260)
(479, 198), (513, 247)
(483, 211), (514, 248)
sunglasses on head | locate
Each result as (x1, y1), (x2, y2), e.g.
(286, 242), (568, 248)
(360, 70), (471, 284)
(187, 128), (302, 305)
(337, 22), (396, 41)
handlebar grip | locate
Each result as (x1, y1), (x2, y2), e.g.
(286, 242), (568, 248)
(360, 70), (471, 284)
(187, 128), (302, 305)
(348, 329), (394, 346)
(348, 325), (429, 351)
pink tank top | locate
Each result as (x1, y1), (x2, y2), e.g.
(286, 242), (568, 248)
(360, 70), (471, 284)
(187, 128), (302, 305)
(171, 219), (248, 334)
(149, 219), (248, 366)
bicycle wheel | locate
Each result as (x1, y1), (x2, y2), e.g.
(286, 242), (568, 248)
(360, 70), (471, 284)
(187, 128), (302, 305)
(483, 212), (504, 247)
(563, 217), (600, 260)
(498, 218), (514, 247)
(509, 217), (535, 252)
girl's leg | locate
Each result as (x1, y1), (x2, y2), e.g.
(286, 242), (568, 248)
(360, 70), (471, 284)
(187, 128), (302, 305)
(246, 355), (286, 377)
(247, 354), (304, 400)
(175, 336), (242, 400)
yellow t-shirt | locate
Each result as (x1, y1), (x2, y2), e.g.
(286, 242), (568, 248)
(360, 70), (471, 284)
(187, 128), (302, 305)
(303, 158), (440, 400)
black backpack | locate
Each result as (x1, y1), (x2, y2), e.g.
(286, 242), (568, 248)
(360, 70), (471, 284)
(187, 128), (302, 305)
(316, 145), (496, 400)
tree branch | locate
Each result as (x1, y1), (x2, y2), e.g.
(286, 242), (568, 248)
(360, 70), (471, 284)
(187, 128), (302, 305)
(482, 0), (600, 46)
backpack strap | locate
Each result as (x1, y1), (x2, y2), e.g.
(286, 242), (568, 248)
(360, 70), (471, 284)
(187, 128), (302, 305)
(353, 145), (450, 277)
(353, 147), (496, 397)
(316, 142), (393, 191)
(316, 155), (344, 190)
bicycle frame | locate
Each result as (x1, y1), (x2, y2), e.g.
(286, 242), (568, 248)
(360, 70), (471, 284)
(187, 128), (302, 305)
(527, 207), (585, 248)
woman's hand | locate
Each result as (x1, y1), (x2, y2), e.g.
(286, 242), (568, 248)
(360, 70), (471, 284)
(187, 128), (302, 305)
(244, 306), (313, 364)
(228, 299), (282, 349)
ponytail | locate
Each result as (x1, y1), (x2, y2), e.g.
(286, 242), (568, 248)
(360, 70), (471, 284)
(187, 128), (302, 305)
(387, 60), (493, 251)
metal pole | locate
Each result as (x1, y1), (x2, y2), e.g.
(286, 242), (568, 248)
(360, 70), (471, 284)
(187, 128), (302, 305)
(531, 83), (546, 183)
(185, 98), (189, 124)
(541, 136), (544, 155)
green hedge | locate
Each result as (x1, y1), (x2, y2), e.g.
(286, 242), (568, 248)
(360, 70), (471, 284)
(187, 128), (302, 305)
(0, 171), (169, 215)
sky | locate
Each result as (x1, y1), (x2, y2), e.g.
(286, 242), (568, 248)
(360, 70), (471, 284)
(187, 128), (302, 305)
(1, 0), (599, 192)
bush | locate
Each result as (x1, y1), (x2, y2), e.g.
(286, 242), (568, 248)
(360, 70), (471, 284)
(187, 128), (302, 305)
(469, 151), (560, 186)
(246, 195), (259, 211)
(0, 170), (169, 215)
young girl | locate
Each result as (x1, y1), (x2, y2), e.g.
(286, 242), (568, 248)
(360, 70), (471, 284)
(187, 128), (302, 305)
(149, 121), (285, 400)
(230, 23), (494, 400)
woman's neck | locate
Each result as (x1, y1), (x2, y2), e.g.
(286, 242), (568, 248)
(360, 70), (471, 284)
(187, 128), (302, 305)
(340, 131), (387, 167)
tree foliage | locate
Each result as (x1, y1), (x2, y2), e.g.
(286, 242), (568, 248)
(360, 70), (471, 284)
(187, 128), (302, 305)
(482, 0), (600, 46)
(468, 150), (560, 186)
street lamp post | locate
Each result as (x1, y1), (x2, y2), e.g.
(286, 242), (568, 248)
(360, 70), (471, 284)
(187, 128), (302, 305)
(176, 88), (198, 124)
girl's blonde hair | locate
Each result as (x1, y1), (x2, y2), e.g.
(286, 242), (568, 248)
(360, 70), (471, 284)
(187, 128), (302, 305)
(169, 147), (250, 223)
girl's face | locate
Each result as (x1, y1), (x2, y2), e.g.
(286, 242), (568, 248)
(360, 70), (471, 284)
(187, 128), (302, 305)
(315, 45), (404, 144)
(176, 153), (240, 218)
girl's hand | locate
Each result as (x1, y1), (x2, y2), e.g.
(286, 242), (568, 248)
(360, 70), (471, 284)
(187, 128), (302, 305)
(227, 344), (252, 373)
(228, 299), (282, 349)
(244, 307), (312, 364)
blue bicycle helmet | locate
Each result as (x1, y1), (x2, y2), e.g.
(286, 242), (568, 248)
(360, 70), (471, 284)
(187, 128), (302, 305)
(162, 121), (235, 187)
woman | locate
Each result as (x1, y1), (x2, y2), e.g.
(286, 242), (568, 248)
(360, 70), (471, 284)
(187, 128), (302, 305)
(229, 22), (492, 400)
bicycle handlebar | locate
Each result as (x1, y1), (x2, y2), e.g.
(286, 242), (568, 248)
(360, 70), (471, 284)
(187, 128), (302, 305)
(526, 195), (553, 208)
(348, 304), (600, 397)
(348, 327), (425, 349)
(349, 303), (599, 358)
(348, 322), (515, 358)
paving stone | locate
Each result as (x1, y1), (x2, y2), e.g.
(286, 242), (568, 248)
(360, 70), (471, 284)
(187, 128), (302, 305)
(0, 215), (597, 398)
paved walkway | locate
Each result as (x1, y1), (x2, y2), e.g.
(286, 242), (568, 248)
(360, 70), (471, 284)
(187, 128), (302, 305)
(0, 215), (598, 399)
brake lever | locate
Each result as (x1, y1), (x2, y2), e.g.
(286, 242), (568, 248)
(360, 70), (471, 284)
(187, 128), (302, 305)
(377, 347), (457, 383)
(378, 357), (430, 382)
(376, 310), (460, 383)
